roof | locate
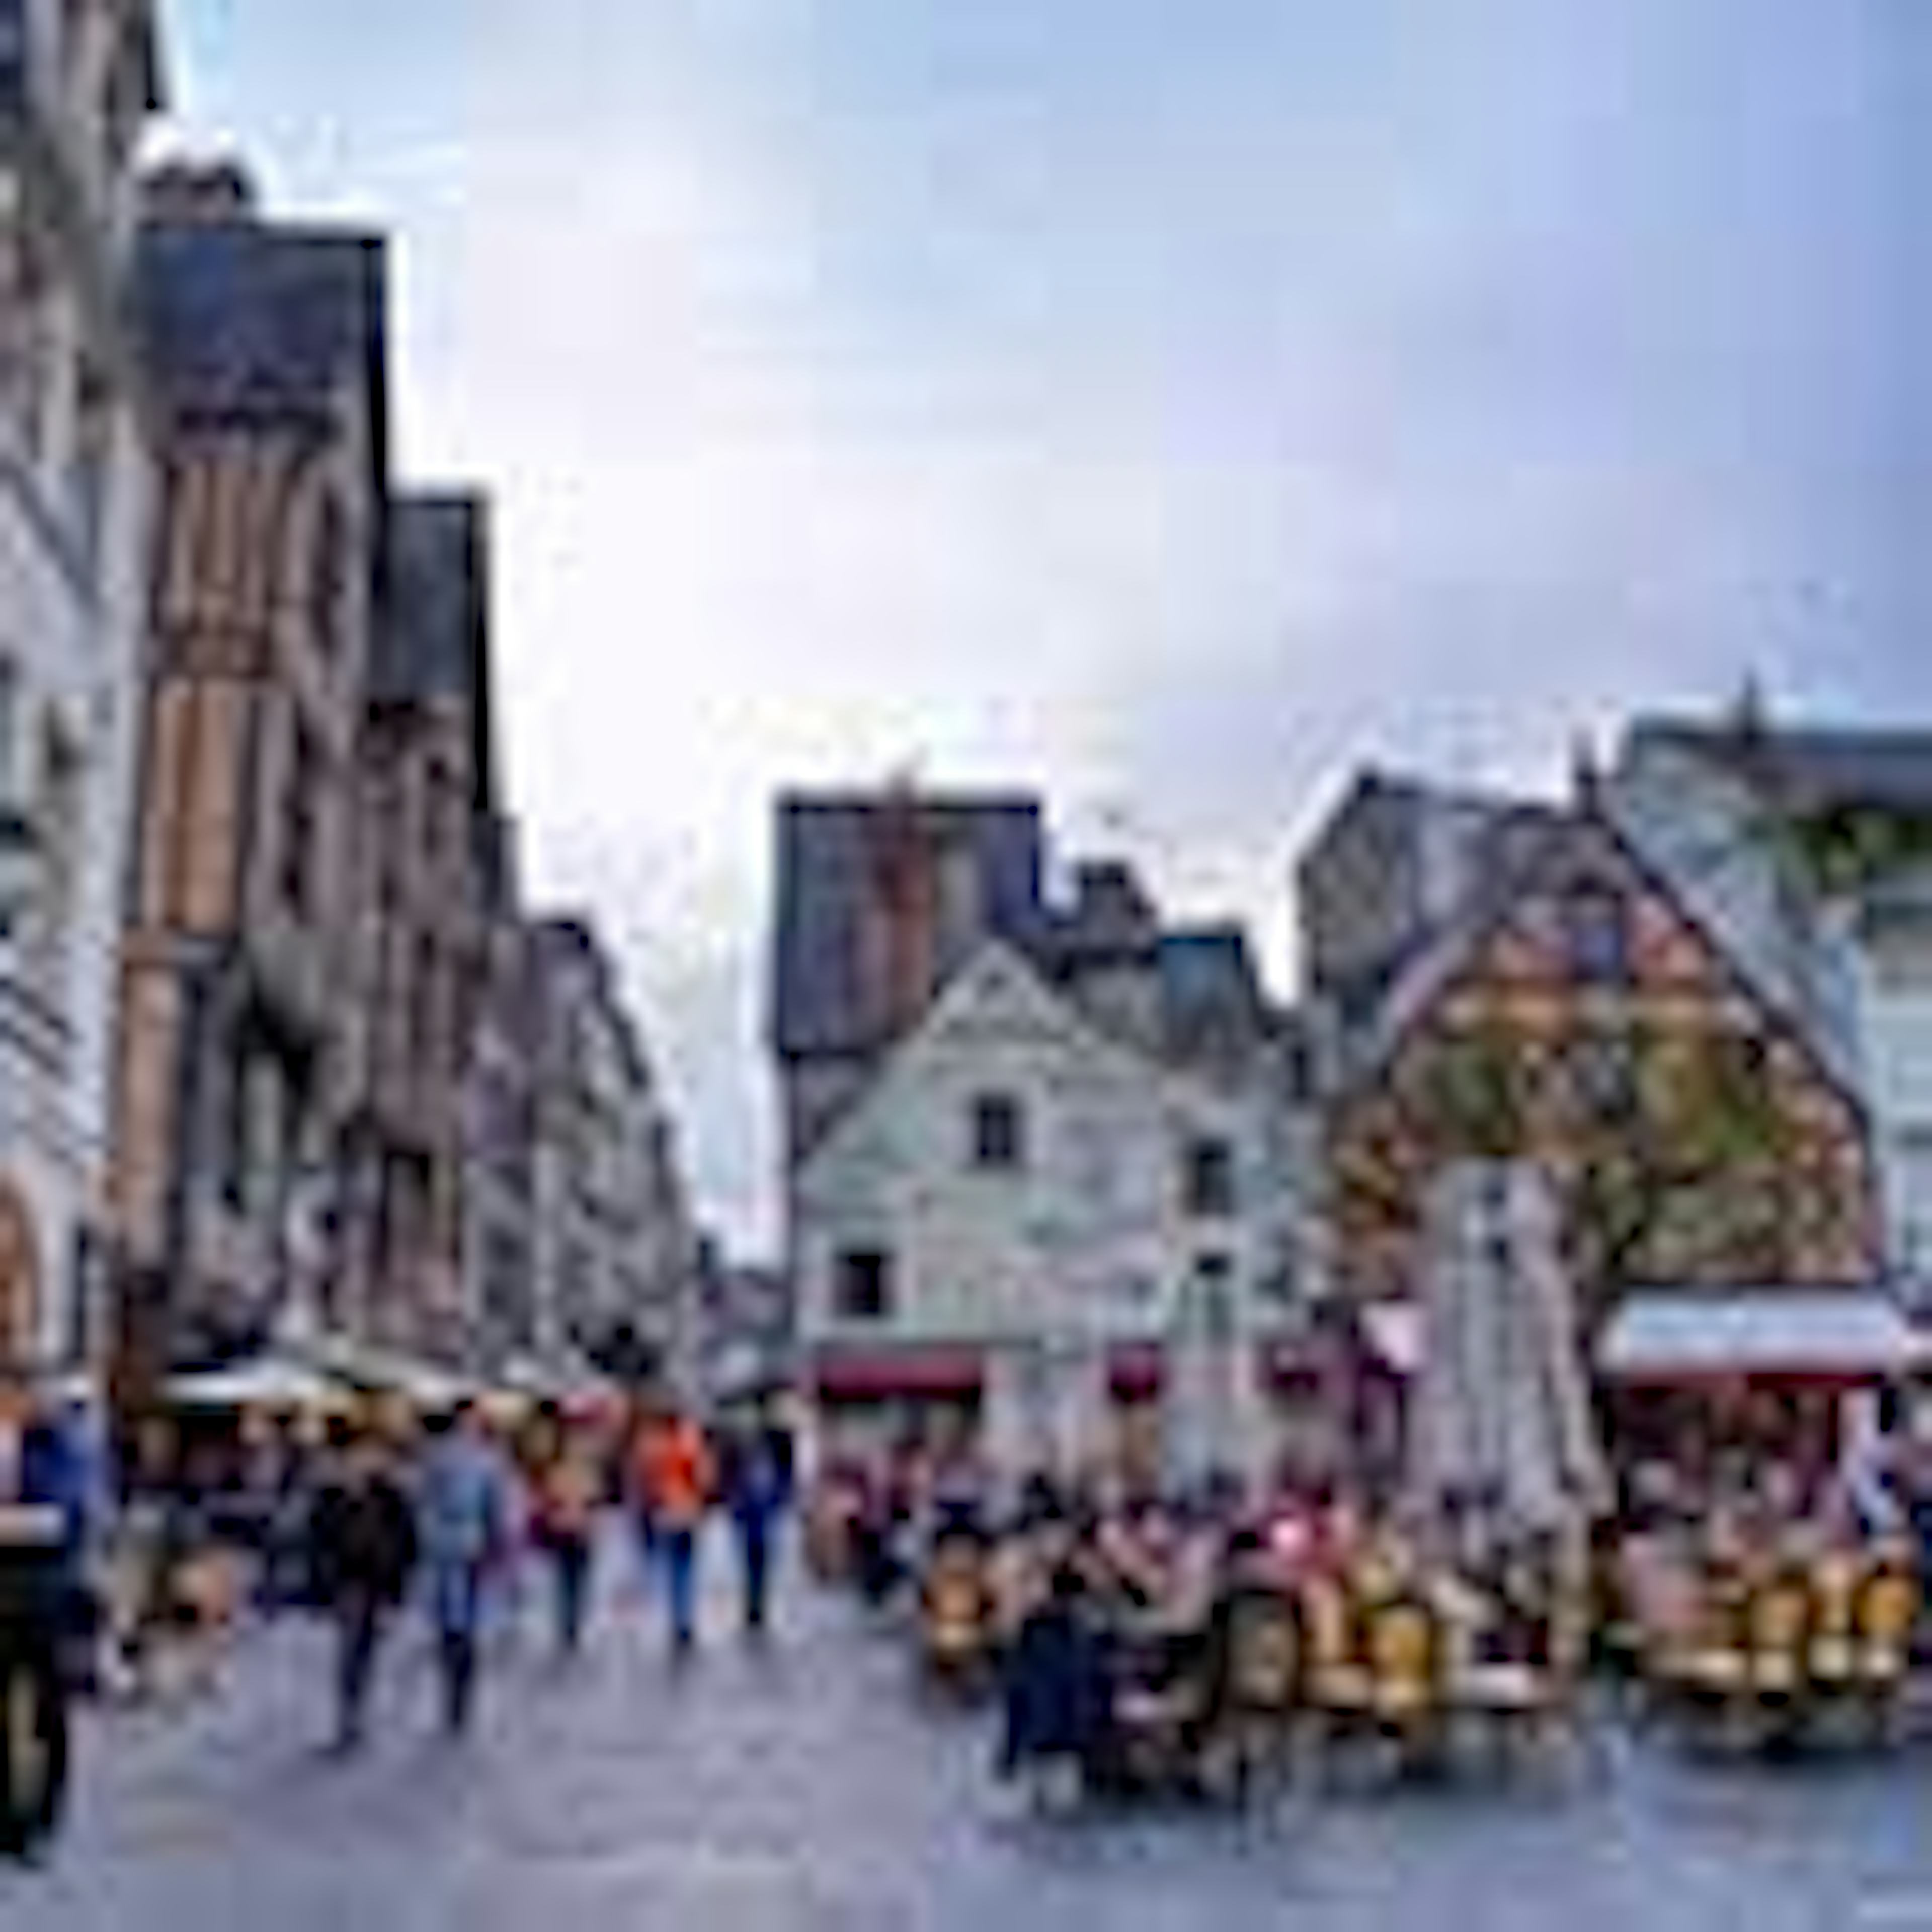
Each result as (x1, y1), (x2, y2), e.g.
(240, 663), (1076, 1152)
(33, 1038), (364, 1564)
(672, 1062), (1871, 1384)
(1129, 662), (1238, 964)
(1336, 788), (1872, 1133)
(1598, 1289), (1908, 1380)
(1156, 926), (1268, 1054)
(137, 211), (389, 433)
(770, 792), (1046, 1058)
(1631, 719), (1932, 819)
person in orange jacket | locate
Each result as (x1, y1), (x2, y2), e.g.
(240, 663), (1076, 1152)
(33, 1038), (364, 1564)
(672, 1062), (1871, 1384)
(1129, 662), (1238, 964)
(636, 1404), (715, 1656)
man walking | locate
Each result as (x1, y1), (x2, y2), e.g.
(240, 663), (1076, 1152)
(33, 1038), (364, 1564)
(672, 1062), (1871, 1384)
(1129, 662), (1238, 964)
(309, 1427), (417, 1756)
(722, 1408), (792, 1639)
(417, 1403), (507, 1736)
(638, 1403), (714, 1657)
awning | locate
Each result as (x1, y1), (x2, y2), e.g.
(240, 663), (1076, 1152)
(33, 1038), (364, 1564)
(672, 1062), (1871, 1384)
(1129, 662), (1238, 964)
(166, 1357), (350, 1411)
(1598, 1289), (1913, 1384)
(813, 1344), (984, 1402)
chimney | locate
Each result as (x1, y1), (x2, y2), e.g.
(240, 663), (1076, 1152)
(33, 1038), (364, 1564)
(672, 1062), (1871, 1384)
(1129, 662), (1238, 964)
(141, 157), (259, 226)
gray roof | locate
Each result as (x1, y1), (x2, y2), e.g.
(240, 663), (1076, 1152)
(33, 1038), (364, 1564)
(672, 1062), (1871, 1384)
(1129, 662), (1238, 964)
(770, 793), (1046, 1058)
(1632, 719), (1932, 818)
(1156, 927), (1268, 1054)
(137, 212), (387, 430)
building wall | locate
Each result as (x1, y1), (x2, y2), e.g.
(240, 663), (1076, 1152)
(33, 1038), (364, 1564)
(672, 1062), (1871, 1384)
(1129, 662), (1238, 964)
(1614, 732), (1932, 1277)
(112, 258), (381, 1366)
(1329, 811), (1878, 1315)
(795, 945), (1291, 1466)
(0, 1), (158, 1365)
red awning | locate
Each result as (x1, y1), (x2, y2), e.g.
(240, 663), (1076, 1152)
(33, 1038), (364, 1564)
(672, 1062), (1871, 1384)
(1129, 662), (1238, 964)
(1109, 1342), (1164, 1400)
(812, 1344), (984, 1403)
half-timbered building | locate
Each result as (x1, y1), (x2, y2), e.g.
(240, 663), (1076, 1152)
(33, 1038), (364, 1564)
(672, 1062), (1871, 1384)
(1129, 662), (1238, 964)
(1328, 775), (1880, 1327)
(111, 163), (387, 1375)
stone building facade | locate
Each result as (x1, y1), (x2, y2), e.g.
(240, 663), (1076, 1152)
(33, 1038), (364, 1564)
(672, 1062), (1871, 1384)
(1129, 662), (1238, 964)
(526, 917), (695, 1382)
(110, 165), (387, 1373)
(335, 490), (495, 1362)
(0, 1), (161, 1367)
(773, 788), (1315, 1471)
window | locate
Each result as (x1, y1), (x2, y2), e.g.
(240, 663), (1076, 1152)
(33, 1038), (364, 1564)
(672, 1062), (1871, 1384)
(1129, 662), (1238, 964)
(1564, 887), (1630, 985)
(33, 727), (82, 993)
(280, 719), (319, 919)
(1183, 1136), (1236, 1218)
(834, 1248), (893, 1321)
(1191, 1252), (1236, 1341)
(1569, 1028), (1640, 1124)
(217, 1043), (251, 1209)
(971, 1093), (1025, 1172)
(311, 494), (345, 658)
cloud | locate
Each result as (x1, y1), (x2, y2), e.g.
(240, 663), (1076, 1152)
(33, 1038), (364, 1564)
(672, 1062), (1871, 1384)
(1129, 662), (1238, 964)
(160, 0), (1925, 1250)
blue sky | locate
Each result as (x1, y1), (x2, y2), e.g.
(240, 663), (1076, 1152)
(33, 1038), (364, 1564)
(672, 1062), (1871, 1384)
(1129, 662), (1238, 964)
(157, 1), (1924, 1249)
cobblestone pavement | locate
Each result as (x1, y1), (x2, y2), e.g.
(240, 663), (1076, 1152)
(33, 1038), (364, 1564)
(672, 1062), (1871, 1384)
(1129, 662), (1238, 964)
(5, 1541), (1932, 1930)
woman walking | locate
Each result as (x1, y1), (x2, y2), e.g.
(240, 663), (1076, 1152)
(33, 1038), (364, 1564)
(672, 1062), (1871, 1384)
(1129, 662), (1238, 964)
(531, 1408), (602, 1660)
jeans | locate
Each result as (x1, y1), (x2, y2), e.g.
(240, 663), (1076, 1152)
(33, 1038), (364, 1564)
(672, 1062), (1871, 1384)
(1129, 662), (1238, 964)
(738, 1518), (776, 1633)
(333, 1593), (386, 1748)
(429, 1560), (485, 1732)
(549, 1538), (592, 1655)
(0, 1620), (70, 1855)
(661, 1527), (699, 1651)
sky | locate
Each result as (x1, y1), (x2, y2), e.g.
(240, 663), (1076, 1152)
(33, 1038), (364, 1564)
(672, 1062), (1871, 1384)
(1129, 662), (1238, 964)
(156, 1), (1925, 1253)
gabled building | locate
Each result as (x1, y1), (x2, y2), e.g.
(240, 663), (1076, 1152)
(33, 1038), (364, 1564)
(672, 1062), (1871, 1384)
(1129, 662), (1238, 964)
(1326, 773), (1880, 1331)
(0, 0), (164, 1367)
(795, 937), (1290, 1472)
(335, 490), (496, 1361)
(773, 786), (1317, 1470)
(111, 164), (388, 1374)
(1614, 711), (1932, 1278)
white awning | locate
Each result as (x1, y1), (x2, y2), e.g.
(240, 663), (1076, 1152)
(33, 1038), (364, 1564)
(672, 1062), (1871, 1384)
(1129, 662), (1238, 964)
(1598, 1290), (1912, 1382)
(166, 1358), (350, 1410)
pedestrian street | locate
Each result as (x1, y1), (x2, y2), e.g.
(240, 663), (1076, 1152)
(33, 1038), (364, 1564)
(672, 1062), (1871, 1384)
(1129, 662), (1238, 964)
(5, 1537), (1932, 1932)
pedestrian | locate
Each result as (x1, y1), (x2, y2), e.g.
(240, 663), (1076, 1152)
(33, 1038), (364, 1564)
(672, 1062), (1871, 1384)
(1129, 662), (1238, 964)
(530, 1408), (602, 1659)
(638, 1402), (714, 1657)
(308, 1426), (418, 1757)
(626, 1402), (666, 1600)
(416, 1402), (508, 1736)
(0, 1371), (83, 1862)
(721, 1407), (792, 1639)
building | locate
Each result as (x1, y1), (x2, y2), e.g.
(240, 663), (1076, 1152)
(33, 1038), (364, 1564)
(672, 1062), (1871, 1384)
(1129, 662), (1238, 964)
(1613, 711), (1932, 1279)
(459, 818), (542, 1376)
(110, 164), (388, 1374)
(688, 1240), (795, 1406)
(335, 490), (496, 1363)
(1324, 769), (1880, 1337)
(773, 788), (1315, 1473)
(1298, 769), (1560, 1095)
(526, 916), (695, 1382)
(0, 2), (162, 1367)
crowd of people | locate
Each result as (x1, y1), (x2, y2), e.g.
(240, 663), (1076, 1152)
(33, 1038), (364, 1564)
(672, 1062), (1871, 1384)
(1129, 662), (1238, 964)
(0, 1370), (798, 1857)
(805, 1414), (1932, 1804)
